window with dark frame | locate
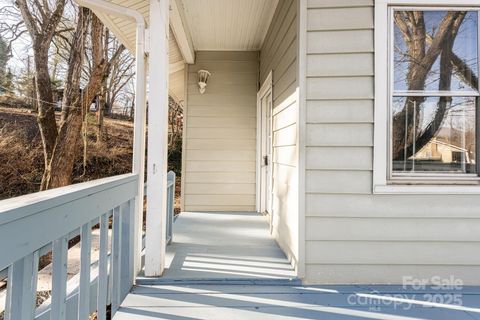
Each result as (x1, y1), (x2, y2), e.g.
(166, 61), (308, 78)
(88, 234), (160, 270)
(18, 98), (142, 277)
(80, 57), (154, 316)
(390, 9), (480, 181)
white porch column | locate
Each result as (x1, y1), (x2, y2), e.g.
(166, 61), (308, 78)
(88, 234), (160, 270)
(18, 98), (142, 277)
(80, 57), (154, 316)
(145, 0), (169, 276)
(132, 22), (147, 276)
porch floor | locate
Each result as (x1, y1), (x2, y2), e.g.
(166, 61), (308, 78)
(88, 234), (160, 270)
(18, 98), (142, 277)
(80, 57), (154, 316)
(114, 283), (480, 319)
(140, 211), (296, 281)
(114, 212), (480, 319)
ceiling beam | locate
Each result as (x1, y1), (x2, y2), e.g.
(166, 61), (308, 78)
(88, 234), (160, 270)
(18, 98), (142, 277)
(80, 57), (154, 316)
(170, 0), (195, 64)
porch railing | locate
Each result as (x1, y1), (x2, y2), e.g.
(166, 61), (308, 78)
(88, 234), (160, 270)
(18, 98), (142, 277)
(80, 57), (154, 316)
(0, 174), (139, 320)
(144, 170), (176, 244)
(166, 171), (176, 244)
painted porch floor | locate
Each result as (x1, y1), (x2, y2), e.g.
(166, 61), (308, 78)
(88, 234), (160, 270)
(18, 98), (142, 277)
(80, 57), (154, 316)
(140, 211), (296, 281)
(114, 212), (480, 319)
(114, 283), (480, 319)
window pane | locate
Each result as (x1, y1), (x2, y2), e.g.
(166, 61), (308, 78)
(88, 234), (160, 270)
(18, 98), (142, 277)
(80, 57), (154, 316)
(394, 10), (478, 92)
(392, 96), (476, 174)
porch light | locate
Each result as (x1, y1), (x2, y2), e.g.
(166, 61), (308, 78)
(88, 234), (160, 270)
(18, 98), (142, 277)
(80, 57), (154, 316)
(197, 69), (211, 94)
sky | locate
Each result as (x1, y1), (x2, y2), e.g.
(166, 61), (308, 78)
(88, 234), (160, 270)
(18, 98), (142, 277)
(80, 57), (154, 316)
(0, 0), (34, 75)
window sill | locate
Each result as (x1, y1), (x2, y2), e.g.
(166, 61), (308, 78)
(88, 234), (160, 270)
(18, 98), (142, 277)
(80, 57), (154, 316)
(374, 184), (480, 195)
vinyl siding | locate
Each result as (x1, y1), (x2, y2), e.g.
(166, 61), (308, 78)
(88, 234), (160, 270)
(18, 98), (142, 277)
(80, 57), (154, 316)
(260, 0), (300, 270)
(183, 51), (258, 212)
(304, 0), (480, 285)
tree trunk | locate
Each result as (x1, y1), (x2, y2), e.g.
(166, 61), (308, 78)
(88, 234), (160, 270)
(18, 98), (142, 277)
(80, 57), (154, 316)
(402, 13), (461, 159)
(42, 11), (125, 189)
(96, 82), (106, 143)
(41, 7), (90, 190)
(34, 46), (58, 168)
(16, 0), (66, 189)
(391, 12), (466, 160)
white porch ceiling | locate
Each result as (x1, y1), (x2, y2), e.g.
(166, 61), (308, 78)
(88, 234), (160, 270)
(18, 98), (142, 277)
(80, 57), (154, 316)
(95, 0), (279, 56)
(91, 0), (279, 101)
(180, 0), (278, 51)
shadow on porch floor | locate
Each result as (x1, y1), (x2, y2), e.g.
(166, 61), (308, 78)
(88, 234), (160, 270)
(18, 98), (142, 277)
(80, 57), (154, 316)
(139, 211), (296, 281)
(114, 283), (480, 319)
(116, 212), (480, 319)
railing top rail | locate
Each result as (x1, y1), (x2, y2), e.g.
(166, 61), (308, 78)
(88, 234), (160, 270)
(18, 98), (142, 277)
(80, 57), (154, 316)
(0, 174), (139, 271)
(0, 173), (138, 226)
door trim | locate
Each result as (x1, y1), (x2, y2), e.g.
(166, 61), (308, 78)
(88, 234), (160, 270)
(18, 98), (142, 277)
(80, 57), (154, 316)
(256, 71), (273, 213)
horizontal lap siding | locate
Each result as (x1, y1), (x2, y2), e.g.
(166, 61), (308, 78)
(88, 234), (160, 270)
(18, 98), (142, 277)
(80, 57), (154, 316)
(260, 0), (299, 266)
(184, 51), (258, 212)
(304, 0), (480, 285)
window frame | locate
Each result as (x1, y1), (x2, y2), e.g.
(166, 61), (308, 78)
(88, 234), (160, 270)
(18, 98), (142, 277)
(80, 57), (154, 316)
(374, 0), (480, 194)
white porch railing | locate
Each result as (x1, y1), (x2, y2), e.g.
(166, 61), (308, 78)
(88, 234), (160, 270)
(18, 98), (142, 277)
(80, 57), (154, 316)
(165, 171), (176, 244)
(144, 170), (176, 245)
(0, 174), (139, 319)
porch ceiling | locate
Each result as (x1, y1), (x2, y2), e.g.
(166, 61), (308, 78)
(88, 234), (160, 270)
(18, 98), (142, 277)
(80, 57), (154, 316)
(180, 0), (279, 51)
(95, 0), (279, 55)
(93, 0), (279, 102)
(94, 0), (185, 101)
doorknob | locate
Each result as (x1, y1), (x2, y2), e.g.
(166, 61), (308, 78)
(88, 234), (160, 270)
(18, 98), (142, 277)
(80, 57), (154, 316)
(263, 155), (269, 166)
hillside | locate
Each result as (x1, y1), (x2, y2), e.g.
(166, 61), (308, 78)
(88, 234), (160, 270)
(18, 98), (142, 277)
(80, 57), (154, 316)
(0, 106), (134, 200)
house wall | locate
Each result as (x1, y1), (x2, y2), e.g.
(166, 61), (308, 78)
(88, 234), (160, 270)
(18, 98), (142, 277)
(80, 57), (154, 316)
(183, 51), (258, 212)
(260, 0), (300, 270)
(303, 0), (480, 284)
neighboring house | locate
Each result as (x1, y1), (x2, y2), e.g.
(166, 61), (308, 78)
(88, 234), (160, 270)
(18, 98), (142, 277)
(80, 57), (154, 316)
(409, 138), (473, 170)
(3, 0), (480, 318)
(53, 88), (100, 112)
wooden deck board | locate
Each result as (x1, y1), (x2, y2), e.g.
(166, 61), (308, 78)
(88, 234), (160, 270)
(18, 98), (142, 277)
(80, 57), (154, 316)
(114, 284), (480, 319)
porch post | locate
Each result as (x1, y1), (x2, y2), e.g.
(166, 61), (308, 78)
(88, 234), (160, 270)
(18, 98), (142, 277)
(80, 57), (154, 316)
(145, 0), (169, 276)
(132, 19), (147, 276)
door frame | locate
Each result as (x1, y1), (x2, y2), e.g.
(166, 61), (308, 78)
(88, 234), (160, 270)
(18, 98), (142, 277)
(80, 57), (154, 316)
(256, 71), (273, 216)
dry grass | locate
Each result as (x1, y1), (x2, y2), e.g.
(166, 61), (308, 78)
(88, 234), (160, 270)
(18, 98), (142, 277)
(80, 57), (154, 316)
(0, 106), (133, 200)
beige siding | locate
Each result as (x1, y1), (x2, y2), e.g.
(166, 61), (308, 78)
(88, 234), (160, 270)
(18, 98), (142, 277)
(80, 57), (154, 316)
(183, 51), (258, 212)
(304, 0), (480, 285)
(260, 0), (300, 269)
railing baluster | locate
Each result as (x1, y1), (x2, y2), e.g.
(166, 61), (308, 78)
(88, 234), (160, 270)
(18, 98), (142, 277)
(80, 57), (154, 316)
(111, 206), (122, 314)
(97, 213), (109, 320)
(78, 221), (92, 319)
(4, 252), (39, 320)
(107, 209), (113, 305)
(120, 200), (134, 300)
(166, 185), (172, 243)
(170, 171), (176, 243)
(51, 236), (68, 320)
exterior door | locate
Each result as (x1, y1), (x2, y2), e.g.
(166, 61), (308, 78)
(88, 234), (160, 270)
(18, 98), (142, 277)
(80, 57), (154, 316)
(258, 75), (273, 227)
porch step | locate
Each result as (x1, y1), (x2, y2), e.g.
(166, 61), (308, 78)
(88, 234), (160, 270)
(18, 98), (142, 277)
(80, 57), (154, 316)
(135, 277), (302, 286)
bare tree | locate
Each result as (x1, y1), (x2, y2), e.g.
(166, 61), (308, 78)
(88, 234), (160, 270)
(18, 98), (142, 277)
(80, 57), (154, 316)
(42, 11), (125, 189)
(16, 0), (66, 167)
(107, 49), (134, 113)
(96, 32), (134, 143)
(392, 11), (469, 160)
(168, 97), (183, 159)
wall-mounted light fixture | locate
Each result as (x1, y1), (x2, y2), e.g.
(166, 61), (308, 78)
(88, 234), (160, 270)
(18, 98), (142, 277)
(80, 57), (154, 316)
(197, 69), (211, 94)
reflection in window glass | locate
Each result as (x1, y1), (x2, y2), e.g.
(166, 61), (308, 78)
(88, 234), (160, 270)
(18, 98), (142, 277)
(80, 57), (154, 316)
(391, 9), (479, 178)
(392, 96), (476, 174)
(394, 11), (478, 92)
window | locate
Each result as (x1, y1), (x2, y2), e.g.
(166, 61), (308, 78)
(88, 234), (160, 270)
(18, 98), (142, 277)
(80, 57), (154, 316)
(374, 1), (480, 192)
(390, 9), (479, 180)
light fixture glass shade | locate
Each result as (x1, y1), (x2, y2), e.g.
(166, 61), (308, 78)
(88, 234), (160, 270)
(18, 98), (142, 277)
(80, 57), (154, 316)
(197, 70), (211, 94)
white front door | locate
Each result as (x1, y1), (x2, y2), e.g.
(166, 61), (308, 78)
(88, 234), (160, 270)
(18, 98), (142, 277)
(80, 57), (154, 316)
(258, 75), (273, 227)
